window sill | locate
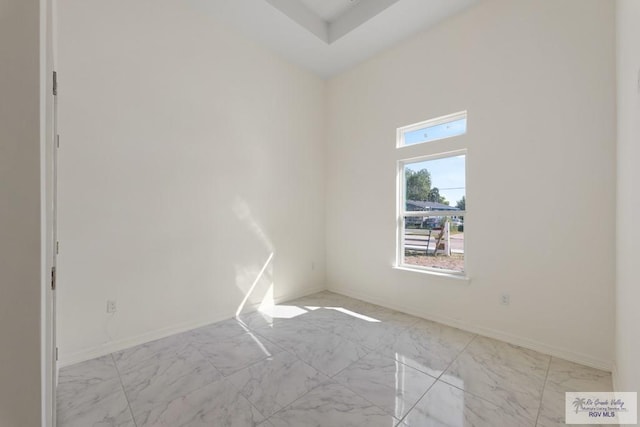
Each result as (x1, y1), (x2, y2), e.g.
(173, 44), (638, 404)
(392, 265), (470, 282)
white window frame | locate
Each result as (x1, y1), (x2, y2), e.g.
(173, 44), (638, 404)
(396, 110), (467, 149)
(395, 111), (468, 278)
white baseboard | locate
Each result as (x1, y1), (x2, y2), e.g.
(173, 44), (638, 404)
(612, 361), (619, 390)
(59, 285), (326, 368)
(275, 285), (328, 305)
(329, 286), (613, 372)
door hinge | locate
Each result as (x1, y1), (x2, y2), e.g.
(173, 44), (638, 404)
(52, 71), (58, 96)
(56, 134), (60, 149)
(51, 266), (56, 291)
(56, 241), (59, 255)
(55, 347), (59, 361)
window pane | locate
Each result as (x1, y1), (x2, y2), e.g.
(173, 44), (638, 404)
(402, 117), (466, 146)
(402, 153), (465, 274)
(403, 216), (464, 273)
(404, 155), (466, 212)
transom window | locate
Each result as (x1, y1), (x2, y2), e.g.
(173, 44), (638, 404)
(397, 111), (467, 148)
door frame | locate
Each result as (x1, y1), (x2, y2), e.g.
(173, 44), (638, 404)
(41, 0), (57, 424)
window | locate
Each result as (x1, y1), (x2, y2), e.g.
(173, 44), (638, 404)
(396, 112), (467, 275)
(397, 111), (467, 148)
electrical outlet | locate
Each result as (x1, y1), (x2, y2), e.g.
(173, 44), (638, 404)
(106, 300), (117, 313)
(501, 294), (510, 306)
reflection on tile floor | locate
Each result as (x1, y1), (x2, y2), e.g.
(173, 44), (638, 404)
(57, 291), (615, 427)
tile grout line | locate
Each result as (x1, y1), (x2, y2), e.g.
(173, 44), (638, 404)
(324, 292), (600, 424)
(245, 329), (312, 372)
(247, 398), (269, 425)
(253, 310), (383, 423)
(328, 352), (410, 423)
(395, 372), (440, 426)
(328, 344), (375, 379)
(190, 342), (226, 379)
(263, 373), (403, 426)
(218, 320), (335, 424)
(245, 316), (410, 423)
(534, 356), (553, 427)
(328, 324), (425, 382)
(112, 333), (242, 425)
(332, 319), (474, 425)
(264, 329), (412, 422)
(311, 306), (422, 379)
(434, 337), (553, 424)
(435, 333), (478, 381)
(332, 381), (404, 426)
(193, 321), (291, 379)
(84, 294), (574, 426)
(64, 292), (577, 426)
(179, 328), (294, 402)
(249, 316), (374, 380)
(258, 301), (467, 425)
(110, 352), (139, 427)
(261, 372), (333, 423)
(117, 339), (268, 426)
(395, 333), (478, 425)
(437, 332), (478, 386)
(335, 364), (432, 425)
(116, 334), (231, 420)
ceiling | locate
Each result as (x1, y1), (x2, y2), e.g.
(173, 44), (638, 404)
(189, 0), (479, 78)
(298, 0), (360, 22)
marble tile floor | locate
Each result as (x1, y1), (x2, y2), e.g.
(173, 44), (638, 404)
(57, 291), (614, 427)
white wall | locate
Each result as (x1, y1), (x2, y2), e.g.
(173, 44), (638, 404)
(615, 0), (640, 399)
(326, 0), (616, 369)
(57, 0), (326, 364)
(0, 0), (43, 425)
